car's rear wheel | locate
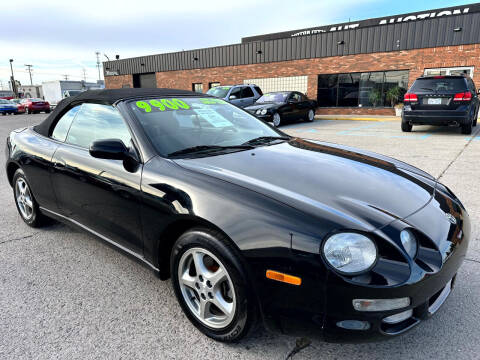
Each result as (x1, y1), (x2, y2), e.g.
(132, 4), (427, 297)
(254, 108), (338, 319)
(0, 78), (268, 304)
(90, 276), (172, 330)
(272, 112), (281, 127)
(171, 228), (257, 342)
(13, 169), (47, 227)
(45, 109), (51, 114)
(306, 109), (315, 122)
(461, 119), (473, 134)
(401, 120), (412, 132)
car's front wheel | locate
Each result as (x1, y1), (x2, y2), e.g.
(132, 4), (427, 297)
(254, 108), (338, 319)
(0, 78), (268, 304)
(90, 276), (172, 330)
(171, 228), (257, 342)
(272, 112), (281, 127)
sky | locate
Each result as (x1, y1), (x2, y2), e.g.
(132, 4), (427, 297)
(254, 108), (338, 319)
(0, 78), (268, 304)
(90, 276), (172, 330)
(0, 0), (474, 89)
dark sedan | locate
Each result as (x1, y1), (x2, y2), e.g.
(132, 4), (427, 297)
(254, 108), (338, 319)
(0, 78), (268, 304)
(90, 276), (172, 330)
(244, 91), (317, 127)
(5, 88), (469, 343)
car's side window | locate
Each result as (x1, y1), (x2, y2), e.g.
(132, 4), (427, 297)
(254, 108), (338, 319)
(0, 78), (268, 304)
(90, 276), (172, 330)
(242, 87), (254, 98)
(290, 93), (301, 102)
(254, 86), (263, 96)
(229, 87), (242, 99)
(65, 103), (131, 149)
(51, 106), (81, 142)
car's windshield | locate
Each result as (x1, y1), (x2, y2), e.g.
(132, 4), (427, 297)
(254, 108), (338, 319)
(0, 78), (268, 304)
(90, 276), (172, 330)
(206, 86), (231, 98)
(410, 78), (467, 92)
(129, 97), (284, 157)
(30, 98), (44, 102)
(256, 92), (289, 103)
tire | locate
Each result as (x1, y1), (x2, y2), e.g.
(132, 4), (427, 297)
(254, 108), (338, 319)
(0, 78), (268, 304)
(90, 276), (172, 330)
(306, 109), (315, 122)
(45, 109), (51, 114)
(461, 119), (473, 135)
(401, 120), (412, 132)
(171, 228), (257, 342)
(473, 108), (478, 127)
(12, 168), (47, 227)
(272, 112), (281, 127)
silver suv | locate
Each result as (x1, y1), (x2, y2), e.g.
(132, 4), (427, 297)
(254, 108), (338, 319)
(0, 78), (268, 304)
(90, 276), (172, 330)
(206, 84), (263, 107)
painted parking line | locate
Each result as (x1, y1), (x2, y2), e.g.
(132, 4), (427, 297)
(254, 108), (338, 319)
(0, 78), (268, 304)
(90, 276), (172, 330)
(464, 136), (480, 141)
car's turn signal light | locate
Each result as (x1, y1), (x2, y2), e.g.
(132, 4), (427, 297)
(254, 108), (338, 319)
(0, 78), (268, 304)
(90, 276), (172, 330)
(266, 270), (302, 286)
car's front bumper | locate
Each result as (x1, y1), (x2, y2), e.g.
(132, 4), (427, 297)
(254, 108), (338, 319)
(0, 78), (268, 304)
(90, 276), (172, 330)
(403, 110), (470, 126)
(247, 112), (273, 122)
(257, 188), (470, 342)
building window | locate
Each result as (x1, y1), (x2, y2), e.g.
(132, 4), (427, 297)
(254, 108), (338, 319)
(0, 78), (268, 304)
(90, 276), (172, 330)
(243, 76), (308, 95)
(317, 70), (409, 107)
(209, 82), (220, 89)
(424, 66), (474, 78)
(192, 83), (203, 93)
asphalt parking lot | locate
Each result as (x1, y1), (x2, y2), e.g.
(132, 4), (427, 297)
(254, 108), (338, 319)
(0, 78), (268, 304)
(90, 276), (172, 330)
(1, 114), (479, 360)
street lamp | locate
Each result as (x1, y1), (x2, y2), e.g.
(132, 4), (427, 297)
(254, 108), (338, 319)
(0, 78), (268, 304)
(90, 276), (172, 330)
(9, 59), (18, 97)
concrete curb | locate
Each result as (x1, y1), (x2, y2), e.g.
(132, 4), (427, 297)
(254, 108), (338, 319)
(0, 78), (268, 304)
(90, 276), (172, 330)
(314, 115), (400, 122)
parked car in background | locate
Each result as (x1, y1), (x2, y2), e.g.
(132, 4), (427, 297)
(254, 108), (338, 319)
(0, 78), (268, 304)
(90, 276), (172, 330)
(21, 98), (51, 114)
(9, 99), (26, 114)
(402, 75), (479, 134)
(206, 84), (262, 108)
(245, 91), (317, 127)
(0, 99), (18, 115)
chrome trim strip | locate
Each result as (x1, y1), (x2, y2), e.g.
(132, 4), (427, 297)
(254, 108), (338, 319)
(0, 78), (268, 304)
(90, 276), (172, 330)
(40, 207), (159, 272)
(428, 280), (452, 314)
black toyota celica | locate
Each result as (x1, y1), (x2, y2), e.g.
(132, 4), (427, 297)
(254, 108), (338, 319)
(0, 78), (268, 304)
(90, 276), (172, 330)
(5, 88), (470, 343)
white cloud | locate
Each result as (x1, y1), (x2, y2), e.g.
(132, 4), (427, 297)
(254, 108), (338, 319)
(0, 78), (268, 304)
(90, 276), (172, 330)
(1, 0), (378, 89)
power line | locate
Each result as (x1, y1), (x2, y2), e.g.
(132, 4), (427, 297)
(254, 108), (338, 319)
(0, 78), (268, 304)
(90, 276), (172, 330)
(25, 64), (33, 85)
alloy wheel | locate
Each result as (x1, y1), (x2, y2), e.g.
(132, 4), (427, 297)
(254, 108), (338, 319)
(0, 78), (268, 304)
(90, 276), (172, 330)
(177, 247), (236, 329)
(273, 113), (281, 127)
(308, 109), (315, 121)
(15, 178), (34, 220)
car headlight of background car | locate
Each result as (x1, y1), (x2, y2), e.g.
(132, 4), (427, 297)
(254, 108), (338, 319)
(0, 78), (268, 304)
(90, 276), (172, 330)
(256, 109), (268, 115)
(400, 229), (417, 258)
(323, 233), (377, 274)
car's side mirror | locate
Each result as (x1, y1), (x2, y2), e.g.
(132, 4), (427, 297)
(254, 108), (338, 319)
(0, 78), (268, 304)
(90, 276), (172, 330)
(89, 139), (129, 160)
(229, 95), (237, 100)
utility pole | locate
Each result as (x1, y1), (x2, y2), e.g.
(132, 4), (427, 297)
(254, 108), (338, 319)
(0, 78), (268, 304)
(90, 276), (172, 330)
(62, 74), (69, 80)
(9, 59), (18, 97)
(82, 68), (87, 82)
(25, 64), (33, 85)
(95, 51), (101, 81)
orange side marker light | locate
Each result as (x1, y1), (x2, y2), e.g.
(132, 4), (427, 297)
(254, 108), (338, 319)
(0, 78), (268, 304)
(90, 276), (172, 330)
(266, 270), (302, 286)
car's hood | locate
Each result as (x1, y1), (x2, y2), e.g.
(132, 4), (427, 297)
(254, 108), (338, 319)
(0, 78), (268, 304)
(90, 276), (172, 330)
(173, 138), (436, 231)
(244, 103), (280, 111)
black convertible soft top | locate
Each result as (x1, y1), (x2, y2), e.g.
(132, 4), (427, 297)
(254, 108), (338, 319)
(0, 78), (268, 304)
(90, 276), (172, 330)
(34, 88), (202, 137)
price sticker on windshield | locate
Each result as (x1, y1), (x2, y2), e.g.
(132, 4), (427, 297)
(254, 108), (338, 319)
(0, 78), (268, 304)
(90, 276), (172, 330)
(194, 108), (233, 127)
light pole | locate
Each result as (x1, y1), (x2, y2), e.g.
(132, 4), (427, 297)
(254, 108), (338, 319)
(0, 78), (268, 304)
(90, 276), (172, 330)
(9, 59), (18, 97)
(25, 64), (33, 85)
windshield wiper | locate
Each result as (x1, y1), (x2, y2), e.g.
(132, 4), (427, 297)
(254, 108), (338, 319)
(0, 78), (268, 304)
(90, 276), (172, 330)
(167, 145), (253, 157)
(242, 136), (291, 146)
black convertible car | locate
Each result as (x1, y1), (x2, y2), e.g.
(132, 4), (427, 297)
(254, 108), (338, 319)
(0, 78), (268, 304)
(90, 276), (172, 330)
(244, 91), (317, 127)
(5, 89), (469, 343)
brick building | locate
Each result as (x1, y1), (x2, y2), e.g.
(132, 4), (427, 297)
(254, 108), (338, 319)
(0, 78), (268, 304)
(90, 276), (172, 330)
(104, 3), (480, 115)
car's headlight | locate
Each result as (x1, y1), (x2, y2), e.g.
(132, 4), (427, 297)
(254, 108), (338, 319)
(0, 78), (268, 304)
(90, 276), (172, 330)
(323, 233), (377, 274)
(260, 109), (267, 115)
(256, 109), (261, 115)
(400, 229), (417, 258)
